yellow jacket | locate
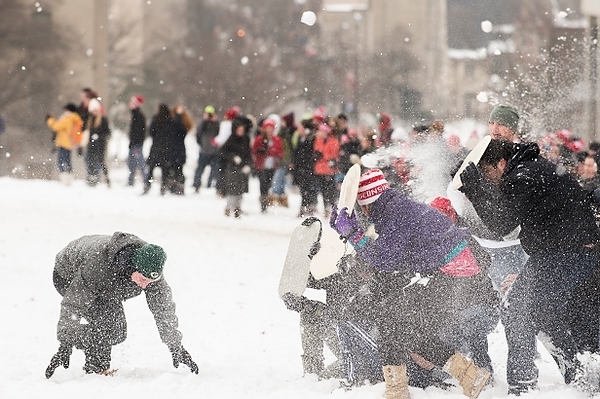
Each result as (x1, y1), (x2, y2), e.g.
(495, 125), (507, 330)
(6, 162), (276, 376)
(46, 112), (83, 150)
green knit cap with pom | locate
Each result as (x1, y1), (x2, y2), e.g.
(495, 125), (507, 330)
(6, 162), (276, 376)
(131, 244), (166, 279)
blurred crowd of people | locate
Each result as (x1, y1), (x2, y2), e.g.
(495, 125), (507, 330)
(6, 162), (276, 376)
(44, 90), (600, 222)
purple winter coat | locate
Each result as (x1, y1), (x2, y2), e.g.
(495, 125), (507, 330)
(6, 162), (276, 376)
(356, 189), (468, 273)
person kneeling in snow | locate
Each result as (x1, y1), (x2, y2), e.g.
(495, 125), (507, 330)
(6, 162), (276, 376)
(45, 232), (198, 378)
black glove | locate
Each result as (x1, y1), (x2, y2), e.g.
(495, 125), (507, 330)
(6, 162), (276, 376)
(300, 299), (326, 324)
(45, 343), (72, 379)
(77, 147), (84, 156)
(170, 346), (198, 374)
(459, 162), (484, 197)
(282, 292), (309, 313)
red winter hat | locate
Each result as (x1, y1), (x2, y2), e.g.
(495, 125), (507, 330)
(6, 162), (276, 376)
(357, 169), (391, 206)
(130, 95), (145, 107)
(225, 106), (241, 120)
(429, 196), (457, 224)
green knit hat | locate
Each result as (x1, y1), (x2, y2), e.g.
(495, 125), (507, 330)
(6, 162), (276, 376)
(131, 244), (166, 279)
(489, 104), (519, 133)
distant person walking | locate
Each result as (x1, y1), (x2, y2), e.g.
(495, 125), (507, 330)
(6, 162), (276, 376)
(45, 103), (83, 185)
(127, 95), (147, 187)
(192, 105), (220, 192)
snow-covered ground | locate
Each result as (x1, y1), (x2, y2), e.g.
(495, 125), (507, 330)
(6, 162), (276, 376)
(0, 165), (594, 399)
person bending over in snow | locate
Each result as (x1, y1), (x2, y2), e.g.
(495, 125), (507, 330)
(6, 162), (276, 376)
(45, 231), (198, 378)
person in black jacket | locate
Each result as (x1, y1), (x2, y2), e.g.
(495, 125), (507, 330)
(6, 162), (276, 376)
(459, 138), (600, 393)
(168, 105), (194, 195)
(192, 105), (221, 192)
(220, 116), (253, 218)
(84, 99), (111, 187)
(45, 232), (198, 378)
(291, 118), (318, 217)
(144, 104), (175, 195)
(127, 95), (147, 187)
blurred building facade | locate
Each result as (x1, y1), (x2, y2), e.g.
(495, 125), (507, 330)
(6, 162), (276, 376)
(28, 0), (600, 137)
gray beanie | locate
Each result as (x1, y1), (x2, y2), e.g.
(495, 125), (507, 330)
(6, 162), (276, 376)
(489, 104), (519, 133)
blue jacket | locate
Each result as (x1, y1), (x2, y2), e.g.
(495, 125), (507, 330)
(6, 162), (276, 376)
(357, 189), (468, 273)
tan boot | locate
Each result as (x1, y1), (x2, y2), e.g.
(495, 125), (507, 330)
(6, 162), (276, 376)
(278, 195), (289, 207)
(382, 365), (411, 399)
(443, 353), (490, 399)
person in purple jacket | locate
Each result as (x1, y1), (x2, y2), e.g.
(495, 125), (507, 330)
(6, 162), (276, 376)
(330, 169), (491, 399)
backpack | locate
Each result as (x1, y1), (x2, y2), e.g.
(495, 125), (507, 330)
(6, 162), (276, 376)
(71, 116), (84, 145)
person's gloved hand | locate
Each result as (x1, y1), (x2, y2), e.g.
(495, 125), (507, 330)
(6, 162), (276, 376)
(300, 299), (326, 324)
(45, 343), (72, 379)
(77, 146), (84, 156)
(459, 162), (484, 197)
(170, 346), (199, 374)
(282, 292), (309, 313)
(330, 206), (364, 245)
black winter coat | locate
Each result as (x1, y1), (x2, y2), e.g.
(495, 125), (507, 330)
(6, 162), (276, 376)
(129, 108), (146, 148)
(196, 120), (220, 156)
(147, 116), (175, 168)
(86, 116), (110, 164)
(220, 119), (252, 196)
(292, 134), (316, 186)
(171, 114), (188, 167)
(468, 142), (600, 255)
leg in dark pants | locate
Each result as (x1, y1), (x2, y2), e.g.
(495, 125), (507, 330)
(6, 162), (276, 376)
(80, 297), (127, 373)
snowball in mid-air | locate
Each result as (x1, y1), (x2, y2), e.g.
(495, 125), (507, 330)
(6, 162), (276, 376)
(481, 20), (493, 33)
(301, 11), (317, 26)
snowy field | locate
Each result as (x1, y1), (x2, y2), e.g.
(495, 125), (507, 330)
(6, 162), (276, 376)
(0, 165), (595, 399)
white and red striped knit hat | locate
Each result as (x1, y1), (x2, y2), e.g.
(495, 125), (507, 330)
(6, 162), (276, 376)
(357, 169), (390, 205)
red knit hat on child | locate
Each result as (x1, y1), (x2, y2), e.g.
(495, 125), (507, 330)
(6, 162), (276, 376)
(357, 169), (391, 206)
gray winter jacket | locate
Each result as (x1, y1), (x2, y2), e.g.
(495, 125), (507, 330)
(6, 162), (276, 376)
(54, 232), (182, 349)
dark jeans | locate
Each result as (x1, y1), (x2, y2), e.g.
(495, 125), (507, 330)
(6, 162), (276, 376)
(315, 174), (338, 210)
(257, 169), (275, 196)
(337, 320), (383, 385)
(295, 169), (318, 209)
(439, 304), (499, 373)
(193, 153), (219, 188)
(145, 164), (169, 192)
(84, 152), (109, 186)
(127, 145), (146, 186)
(57, 147), (73, 173)
(505, 247), (599, 385)
(375, 271), (456, 367)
